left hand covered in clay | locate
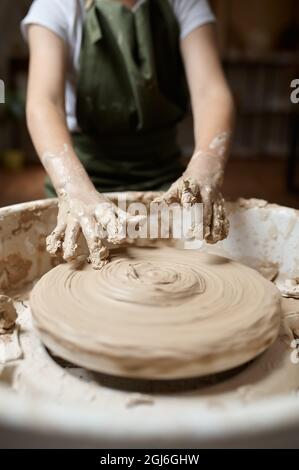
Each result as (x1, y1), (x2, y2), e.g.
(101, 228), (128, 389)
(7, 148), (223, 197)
(46, 190), (146, 269)
(154, 151), (229, 243)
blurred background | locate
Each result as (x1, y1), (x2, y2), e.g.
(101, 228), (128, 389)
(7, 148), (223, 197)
(0, 0), (299, 208)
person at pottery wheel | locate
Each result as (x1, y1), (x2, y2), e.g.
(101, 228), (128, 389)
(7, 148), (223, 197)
(22, 0), (235, 269)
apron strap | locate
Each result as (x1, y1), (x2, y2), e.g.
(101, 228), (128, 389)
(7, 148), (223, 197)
(86, 3), (103, 44)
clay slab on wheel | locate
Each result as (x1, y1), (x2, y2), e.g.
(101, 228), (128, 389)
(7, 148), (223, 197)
(30, 246), (281, 379)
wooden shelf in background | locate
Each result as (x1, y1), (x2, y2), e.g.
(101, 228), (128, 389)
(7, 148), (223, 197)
(223, 50), (299, 66)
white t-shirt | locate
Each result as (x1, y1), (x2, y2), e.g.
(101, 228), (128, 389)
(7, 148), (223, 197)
(21, 0), (215, 132)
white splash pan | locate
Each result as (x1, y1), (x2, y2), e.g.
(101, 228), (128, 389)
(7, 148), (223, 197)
(0, 194), (299, 448)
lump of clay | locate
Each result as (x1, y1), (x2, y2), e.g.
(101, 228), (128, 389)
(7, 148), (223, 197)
(276, 277), (299, 299)
(279, 297), (299, 345)
(257, 262), (279, 282)
(0, 295), (17, 334)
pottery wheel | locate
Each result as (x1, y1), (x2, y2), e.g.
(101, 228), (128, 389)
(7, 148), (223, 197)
(30, 246), (281, 379)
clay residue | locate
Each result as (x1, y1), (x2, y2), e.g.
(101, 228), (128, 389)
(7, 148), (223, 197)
(276, 276), (299, 299)
(125, 394), (154, 408)
(11, 209), (42, 236)
(0, 295), (17, 334)
(256, 261), (279, 281)
(0, 255), (32, 291)
(237, 198), (269, 209)
(280, 297), (299, 340)
(118, 192), (162, 207)
(285, 216), (297, 239)
(30, 246), (281, 380)
(208, 132), (231, 158)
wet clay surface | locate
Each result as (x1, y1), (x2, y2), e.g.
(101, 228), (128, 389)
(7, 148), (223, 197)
(30, 246), (281, 379)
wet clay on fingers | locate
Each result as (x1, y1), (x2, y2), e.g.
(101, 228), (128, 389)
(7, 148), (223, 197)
(30, 246), (281, 380)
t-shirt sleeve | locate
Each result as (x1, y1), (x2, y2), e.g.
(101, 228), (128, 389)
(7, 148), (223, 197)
(170, 0), (216, 39)
(20, 0), (72, 43)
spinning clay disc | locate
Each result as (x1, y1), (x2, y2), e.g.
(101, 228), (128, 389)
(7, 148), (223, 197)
(30, 246), (281, 379)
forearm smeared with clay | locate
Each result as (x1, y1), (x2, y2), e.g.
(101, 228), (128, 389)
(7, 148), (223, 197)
(43, 144), (144, 268)
(33, 117), (143, 268)
(26, 26), (145, 269)
(156, 132), (231, 243)
(156, 24), (235, 243)
(27, 88), (142, 270)
(185, 97), (233, 243)
(185, 133), (231, 243)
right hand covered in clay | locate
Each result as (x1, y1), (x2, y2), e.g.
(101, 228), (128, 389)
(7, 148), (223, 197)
(47, 190), (145, 269)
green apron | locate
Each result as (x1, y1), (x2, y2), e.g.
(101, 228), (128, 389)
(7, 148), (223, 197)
(46, 0), (188, 196)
